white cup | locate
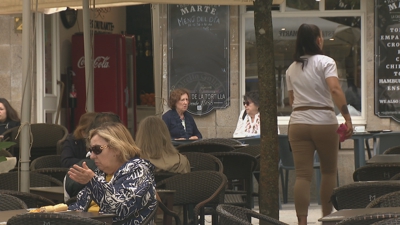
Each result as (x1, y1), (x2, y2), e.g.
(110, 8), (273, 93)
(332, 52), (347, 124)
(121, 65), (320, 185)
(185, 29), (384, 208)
(354, 126), (365, 132)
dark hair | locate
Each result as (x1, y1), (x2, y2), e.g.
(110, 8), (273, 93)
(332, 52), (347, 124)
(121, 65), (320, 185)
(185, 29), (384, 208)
(0, 98), (20, 122)
(168, 88), (190, 110)
(293, 24), (324, 69)
(244, 90), (260, 107)
(86, 112), (121, 134)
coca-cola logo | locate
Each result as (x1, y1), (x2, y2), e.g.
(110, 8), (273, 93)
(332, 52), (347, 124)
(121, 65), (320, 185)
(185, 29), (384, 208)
(77, 56), (110, 69)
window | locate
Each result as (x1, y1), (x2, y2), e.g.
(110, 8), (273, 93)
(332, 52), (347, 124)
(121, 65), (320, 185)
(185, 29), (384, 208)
(241, 0), (365, 124)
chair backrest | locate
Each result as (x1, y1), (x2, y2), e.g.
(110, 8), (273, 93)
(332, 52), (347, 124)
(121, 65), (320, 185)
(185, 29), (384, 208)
(156, 171), (227, 225)
(176, 142), (234, 153)
(0, 193), (27, 211)
(194, 138), (243, 146)
(0, 190), (55, 208)
(331, 181), (400, 210)
(383, 145), (400, 154)
(373, 132), (400, 155)
(32, 168), (69, 183)
(353, 163), (400, 181)
(210, 152), (257, 209)
(366, 190), (400, 208)
(335, 213), (400, 225)
(30, 155), (63, 170)
(181, 152), (223, 172)
(278, 135), (294, 169)
(7, 212), (105, 225)
(372, 217), (400, 225)
(0, 171), (62, 190)
(216, 204), (288, 225)
(232, 145), (260, 171)
(4, 123), (68, 162)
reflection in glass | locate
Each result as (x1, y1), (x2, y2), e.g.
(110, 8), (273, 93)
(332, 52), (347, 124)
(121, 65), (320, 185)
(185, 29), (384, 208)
(325, 0), (360, 10)
(244, 17), (361, 116)
(286, 0), (319, 11)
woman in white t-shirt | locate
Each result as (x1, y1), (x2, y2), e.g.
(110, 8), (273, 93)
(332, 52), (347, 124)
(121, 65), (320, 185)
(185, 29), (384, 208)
(286, 23), (353, 225)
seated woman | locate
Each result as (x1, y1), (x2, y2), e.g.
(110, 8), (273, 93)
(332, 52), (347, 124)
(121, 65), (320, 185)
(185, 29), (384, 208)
(61, 112), (98, 168)
(0, 98), (20, 137)
(68, 122), (156, 224)
(136, 116), (190, 174)
(233, 90), (280, 138)
(162, 88), (202, 140)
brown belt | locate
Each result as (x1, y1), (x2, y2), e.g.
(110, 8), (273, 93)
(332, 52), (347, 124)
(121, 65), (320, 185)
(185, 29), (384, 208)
(293, 106), (334, 111)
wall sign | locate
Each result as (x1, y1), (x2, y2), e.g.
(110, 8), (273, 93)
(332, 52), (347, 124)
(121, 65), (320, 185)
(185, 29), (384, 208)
(168, 5), (230, 116)
(375, 0), (400, 122)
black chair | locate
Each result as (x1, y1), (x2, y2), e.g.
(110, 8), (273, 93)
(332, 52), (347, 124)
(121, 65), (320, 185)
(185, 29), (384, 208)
(0, 189), (55, 208)
(2, 123), (68, 162)
(181, 152), (223, 172)
(373, 217), (400, 225)
(335, 213), (400, 225)
(210, 152), (257, 209)
(331, 181), (400, 210)
(176, 142), (234, 153)
(232, 145), (260, 181)
(32, 168), (69, 183)
(30, 155), (63, 169)
(0, 171), (62, 190)
(366, 190), (400, 208)
(216, 204), (288, 225)
(0, 193), (27, 211)
(156, 171), (227, 225)
(353, 163), (400, 181)
(7, 212), (105, 225)
(383, 145), (400, 154)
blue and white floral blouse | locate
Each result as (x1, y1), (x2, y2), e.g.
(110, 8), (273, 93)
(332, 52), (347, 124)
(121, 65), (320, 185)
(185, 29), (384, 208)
(68, 157), (157, 225)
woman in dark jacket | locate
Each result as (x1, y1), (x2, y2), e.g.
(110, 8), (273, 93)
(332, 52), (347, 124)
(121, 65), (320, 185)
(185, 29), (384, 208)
(162, 88), (202, 140)
(0, 98), (20, 136)
(61, 112), (98, 168)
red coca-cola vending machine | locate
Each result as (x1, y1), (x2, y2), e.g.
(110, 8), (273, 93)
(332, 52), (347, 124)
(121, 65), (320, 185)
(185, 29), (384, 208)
(70, 33), (137, 135)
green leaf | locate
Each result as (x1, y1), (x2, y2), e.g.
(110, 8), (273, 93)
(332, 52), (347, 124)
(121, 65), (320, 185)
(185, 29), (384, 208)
(0, 156), (6, 162)
(0, 141), (16, 150)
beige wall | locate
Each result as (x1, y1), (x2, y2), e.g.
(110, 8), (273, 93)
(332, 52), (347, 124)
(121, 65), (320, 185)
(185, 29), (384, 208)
(0, 15), (24, 120)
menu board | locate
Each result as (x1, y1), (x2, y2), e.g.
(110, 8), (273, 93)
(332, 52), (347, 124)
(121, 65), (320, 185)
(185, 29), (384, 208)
(168, 5), (230, 116)
(375, 0), (400, 122)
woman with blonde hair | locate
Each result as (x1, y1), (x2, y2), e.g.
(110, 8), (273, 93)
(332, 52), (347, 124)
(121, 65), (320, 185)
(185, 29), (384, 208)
(136, 116), (190, 174)
(61, 112), (98, 168)
(68, 122), (156, 224)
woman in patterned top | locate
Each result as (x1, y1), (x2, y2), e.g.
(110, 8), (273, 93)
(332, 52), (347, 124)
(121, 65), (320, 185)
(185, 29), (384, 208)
(68, 122), (156, 225)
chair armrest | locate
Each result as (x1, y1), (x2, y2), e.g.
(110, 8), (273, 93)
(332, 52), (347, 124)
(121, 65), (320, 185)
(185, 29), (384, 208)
(157, 199), (181, 225)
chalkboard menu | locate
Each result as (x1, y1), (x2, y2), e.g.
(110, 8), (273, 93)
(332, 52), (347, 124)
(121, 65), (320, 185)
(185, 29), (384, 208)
(168, 5), (230, 116)
(375, 0), (400, 122)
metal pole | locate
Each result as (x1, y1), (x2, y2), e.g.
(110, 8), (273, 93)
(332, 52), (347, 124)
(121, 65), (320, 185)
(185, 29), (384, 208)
(83, 0), (94, 112)
(20, 0), (32, 193)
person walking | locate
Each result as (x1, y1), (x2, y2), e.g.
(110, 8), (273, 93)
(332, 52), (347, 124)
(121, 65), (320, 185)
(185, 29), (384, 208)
(286, 23), (353, 225)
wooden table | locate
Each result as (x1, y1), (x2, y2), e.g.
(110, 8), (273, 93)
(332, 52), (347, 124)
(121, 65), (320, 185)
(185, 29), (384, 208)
(0, 209), (114, 224)
(157, 189), (176, 225)
(367, 154), (400, 164)
(319, 207), (400, 225)
(30, 186), (64, 203)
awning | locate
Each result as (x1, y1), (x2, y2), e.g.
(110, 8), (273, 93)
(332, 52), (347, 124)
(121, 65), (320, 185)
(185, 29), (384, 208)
(0, 0), (284, 14)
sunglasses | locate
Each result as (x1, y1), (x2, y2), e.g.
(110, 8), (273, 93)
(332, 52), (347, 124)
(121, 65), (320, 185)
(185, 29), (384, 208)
(88, 145), (108, 155)
(243, 101), (251, 106)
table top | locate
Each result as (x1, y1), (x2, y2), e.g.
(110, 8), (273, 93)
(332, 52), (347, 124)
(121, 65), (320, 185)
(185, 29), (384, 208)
(30, 186), (64, 194)
(319, 207), (400, 223)
(0, 209), (114, 224)
(367, 154), (400, 164)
